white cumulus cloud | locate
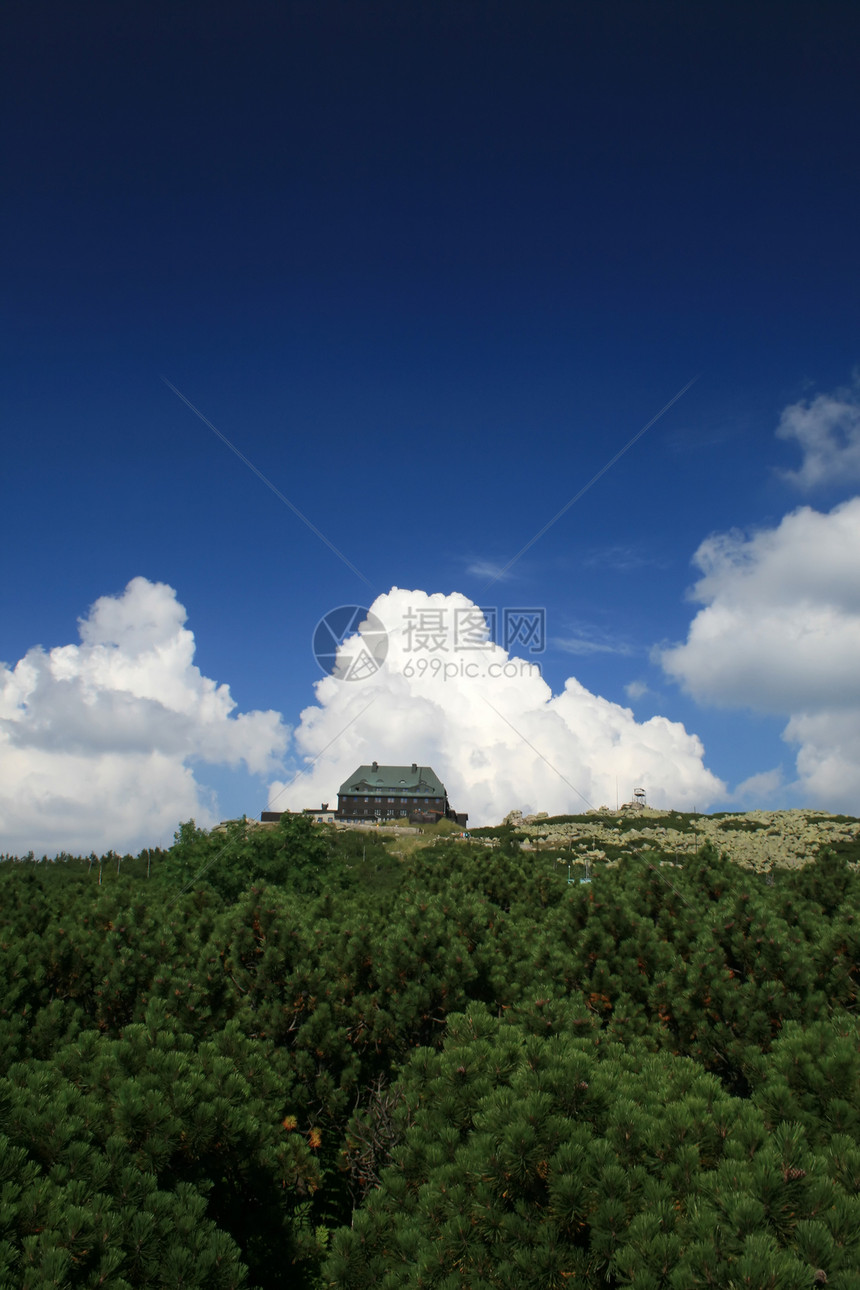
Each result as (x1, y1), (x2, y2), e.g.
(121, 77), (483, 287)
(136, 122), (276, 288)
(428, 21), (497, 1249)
(0, 578), (289, 855)
(777, 378), (860, 489)
(660, 498), (860, 811)
(732, 767), (786, 806)
(270, 587), (724, 824)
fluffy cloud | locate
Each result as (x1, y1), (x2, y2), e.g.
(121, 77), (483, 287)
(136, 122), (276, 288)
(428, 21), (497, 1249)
(784, 710), (860, 807)
(777, 379), (860, 488)
(0, 578), (288, 855)
(732, 767), (785, 806)
(660, 499), (860, 811)
(271, 587), (724, 824)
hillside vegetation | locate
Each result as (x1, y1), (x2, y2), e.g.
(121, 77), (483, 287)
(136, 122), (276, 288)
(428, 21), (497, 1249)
(477, 808), (860, 872)
(1, 812), (860, 1287)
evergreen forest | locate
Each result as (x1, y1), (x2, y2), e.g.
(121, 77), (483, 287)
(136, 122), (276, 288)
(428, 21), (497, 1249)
(3, 814), (860, 1288)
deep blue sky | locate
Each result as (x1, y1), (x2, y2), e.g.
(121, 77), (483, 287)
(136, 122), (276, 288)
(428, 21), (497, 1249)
(3, 1), (860, 840)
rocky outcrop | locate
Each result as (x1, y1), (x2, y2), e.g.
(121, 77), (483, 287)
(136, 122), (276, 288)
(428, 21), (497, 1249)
(510, 809), (860, 871)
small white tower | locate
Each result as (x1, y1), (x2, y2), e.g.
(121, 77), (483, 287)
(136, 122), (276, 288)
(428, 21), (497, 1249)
(634, 787), (647, 809)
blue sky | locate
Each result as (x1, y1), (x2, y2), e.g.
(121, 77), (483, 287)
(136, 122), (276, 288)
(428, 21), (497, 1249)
(3, 2), (860, 851)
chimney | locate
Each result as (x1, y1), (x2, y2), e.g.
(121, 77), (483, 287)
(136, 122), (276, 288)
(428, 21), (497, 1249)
(372, 761), (378, 772)
(411, 762), (417, 773)
(321, 803), (328, 811)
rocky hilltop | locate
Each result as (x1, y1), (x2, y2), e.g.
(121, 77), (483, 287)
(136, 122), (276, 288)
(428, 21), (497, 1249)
(500, 808), (860, 872)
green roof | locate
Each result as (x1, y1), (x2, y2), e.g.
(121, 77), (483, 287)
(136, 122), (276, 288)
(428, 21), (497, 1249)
(338, 764), (447, 798)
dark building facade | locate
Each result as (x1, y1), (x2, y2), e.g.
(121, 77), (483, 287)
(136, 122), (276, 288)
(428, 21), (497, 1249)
(336, 762), (467, 825)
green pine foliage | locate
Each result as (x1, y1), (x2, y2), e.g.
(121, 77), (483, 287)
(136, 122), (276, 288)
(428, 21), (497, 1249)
(1, 819), (859, 1286)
